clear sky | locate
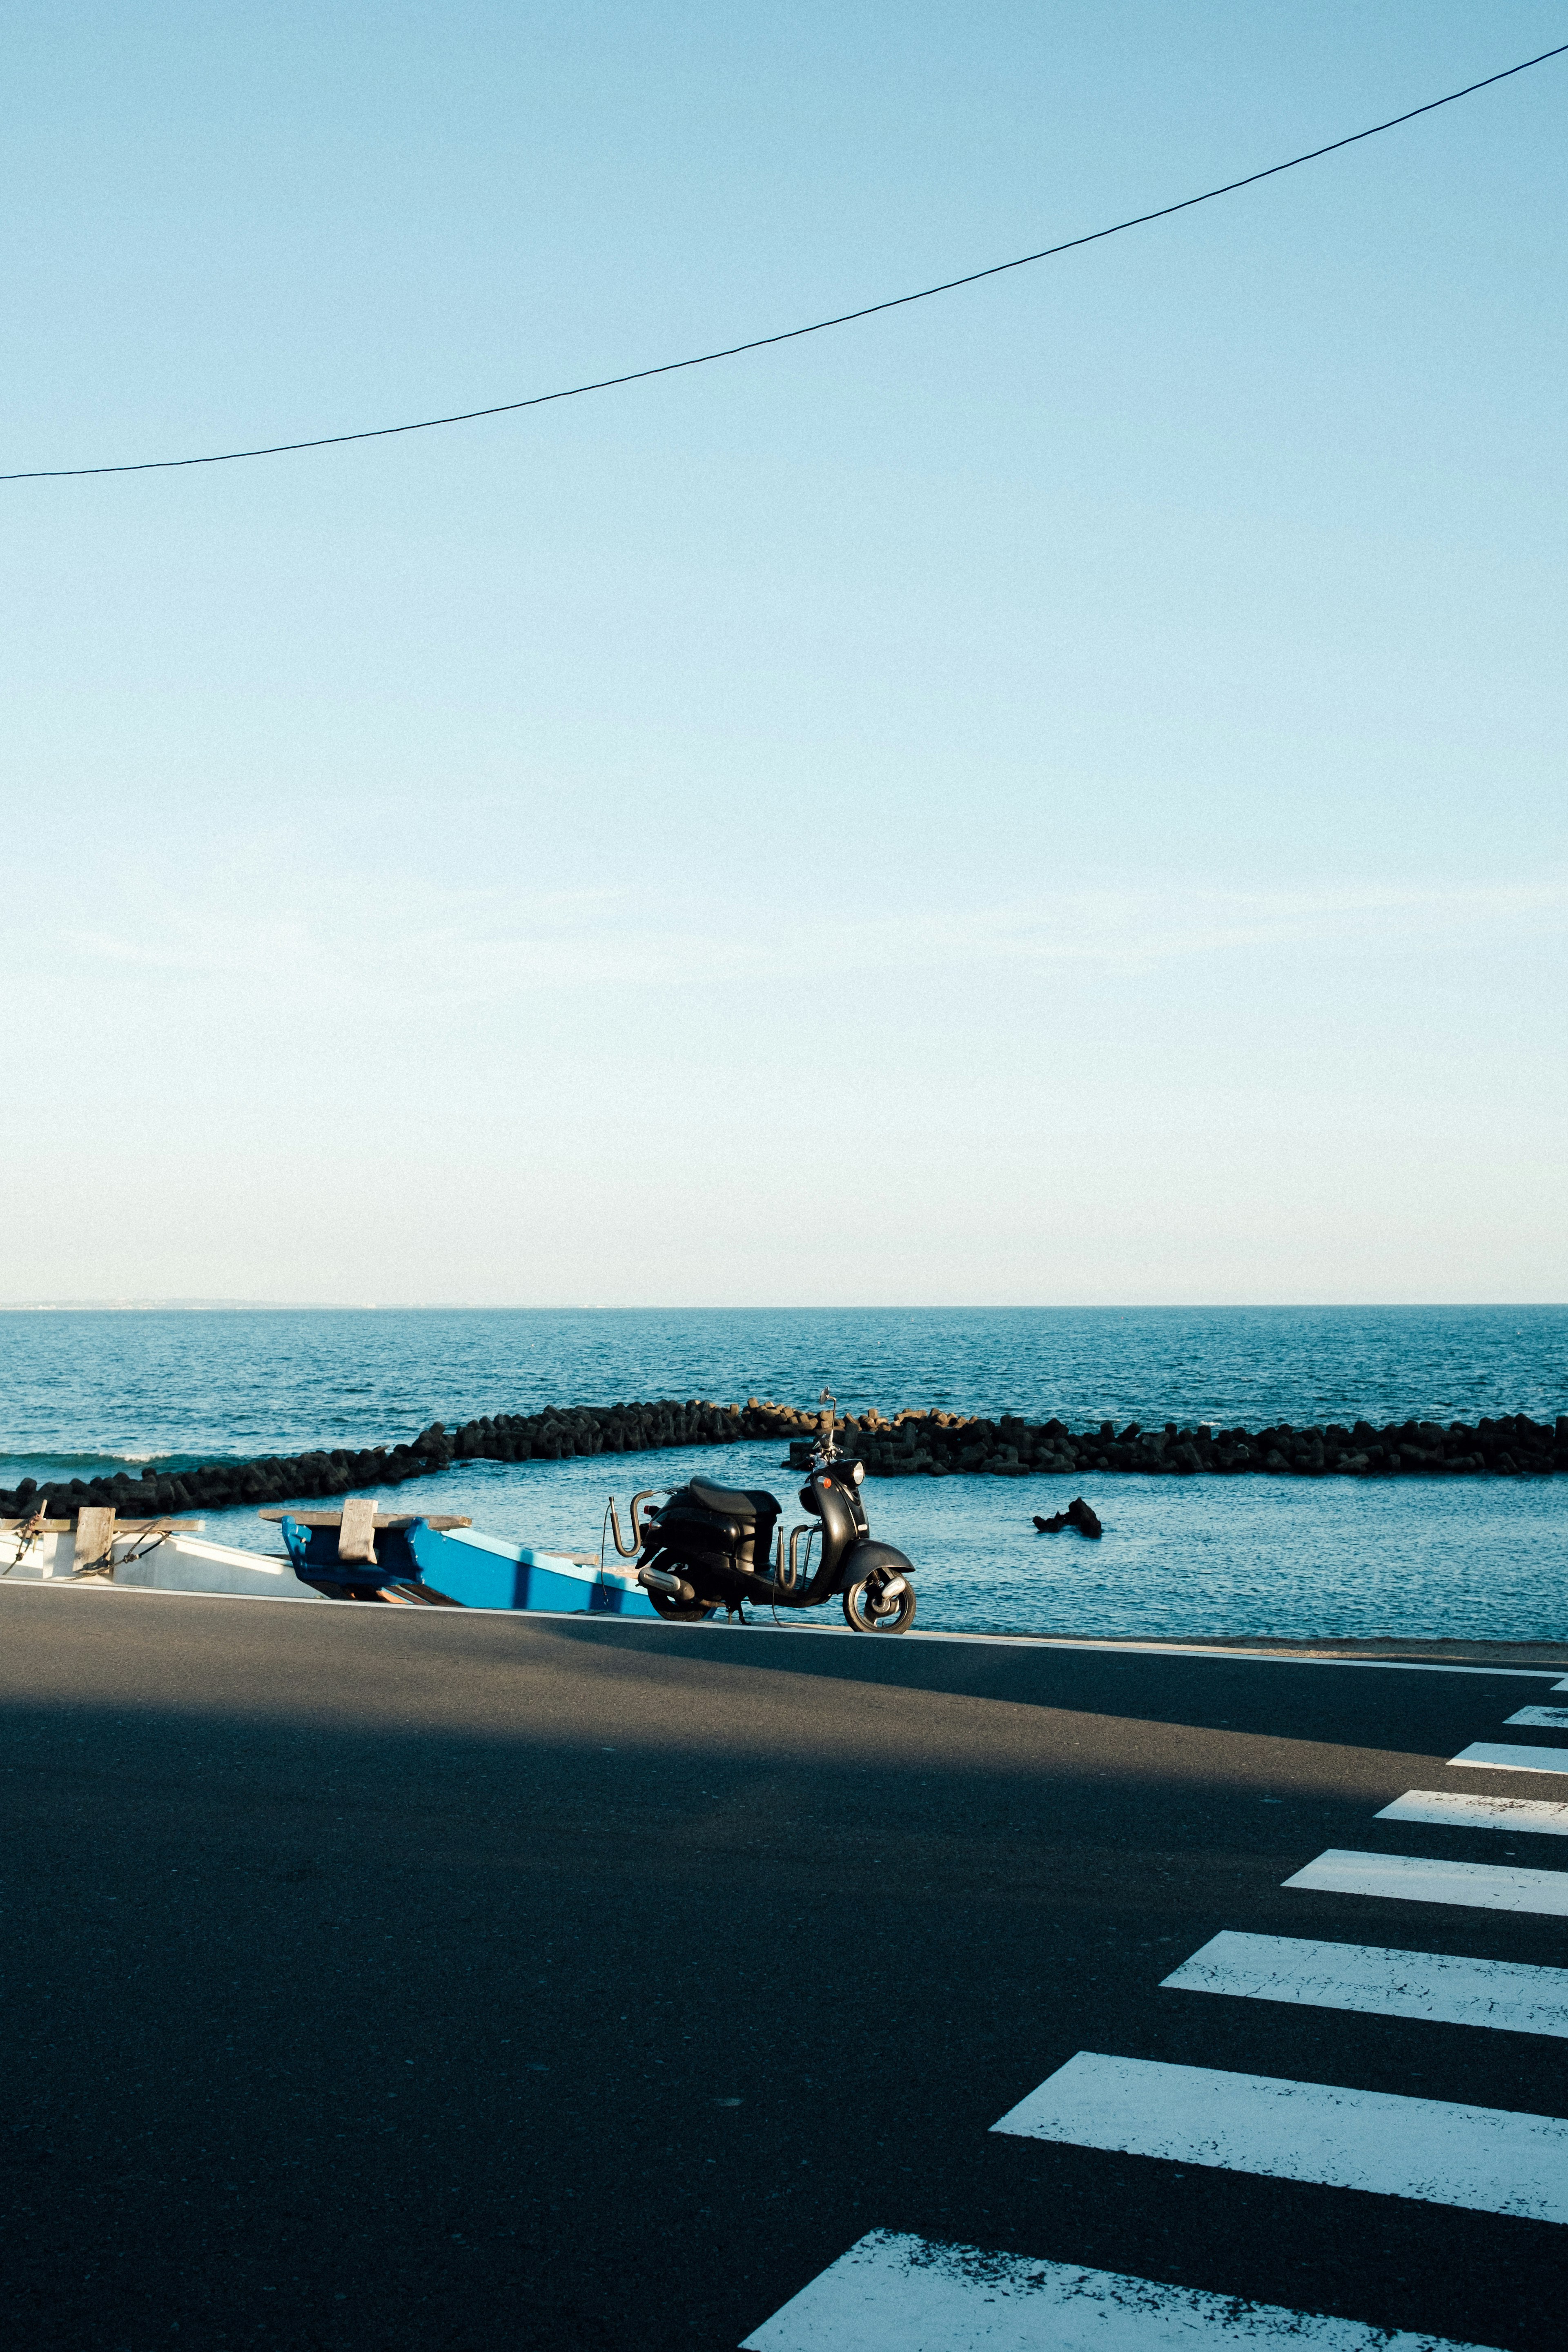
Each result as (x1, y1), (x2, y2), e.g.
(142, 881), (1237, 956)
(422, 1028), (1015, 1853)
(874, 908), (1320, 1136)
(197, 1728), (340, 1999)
(3, 3), (1564, 1305)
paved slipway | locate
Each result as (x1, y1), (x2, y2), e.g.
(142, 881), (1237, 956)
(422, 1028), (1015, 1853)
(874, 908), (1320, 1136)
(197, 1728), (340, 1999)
(4, 1589), (1568, 2352)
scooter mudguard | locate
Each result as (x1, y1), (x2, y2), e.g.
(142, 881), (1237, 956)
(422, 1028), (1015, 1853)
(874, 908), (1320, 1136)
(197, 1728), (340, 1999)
(834, 1536), (914, 1594)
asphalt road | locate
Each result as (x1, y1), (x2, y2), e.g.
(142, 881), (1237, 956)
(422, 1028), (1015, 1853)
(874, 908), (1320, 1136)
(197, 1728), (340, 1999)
(3, 1585), (1566, 2351)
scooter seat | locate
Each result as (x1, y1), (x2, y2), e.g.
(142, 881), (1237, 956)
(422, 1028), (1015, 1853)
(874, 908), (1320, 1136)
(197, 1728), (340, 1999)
(688, 1479), (775, 1522)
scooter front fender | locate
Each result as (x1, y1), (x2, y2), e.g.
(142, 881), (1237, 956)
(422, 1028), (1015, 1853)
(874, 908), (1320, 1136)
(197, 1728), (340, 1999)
(834, 1536), (914, 1595)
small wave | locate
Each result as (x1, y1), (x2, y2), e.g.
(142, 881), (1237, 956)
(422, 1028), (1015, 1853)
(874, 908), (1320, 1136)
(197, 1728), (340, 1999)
(0, 1450), (247, 1476)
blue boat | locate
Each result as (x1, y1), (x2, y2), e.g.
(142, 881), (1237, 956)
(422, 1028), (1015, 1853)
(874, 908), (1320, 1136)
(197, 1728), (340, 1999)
(270, 1508), (671, 1615)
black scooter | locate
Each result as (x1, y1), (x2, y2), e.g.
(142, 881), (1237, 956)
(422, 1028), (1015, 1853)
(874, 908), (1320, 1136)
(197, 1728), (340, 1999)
(605, 1390), (918, 1632)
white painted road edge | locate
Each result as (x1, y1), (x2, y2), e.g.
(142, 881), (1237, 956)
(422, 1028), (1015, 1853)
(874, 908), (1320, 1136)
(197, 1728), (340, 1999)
(1163, 1930), (1568, 2038)
(1377, 1790), (1568, 1837)
(1284, 1848), (1568, 1916)
(738, 2232), (1502, 2352)
(991, 2051), (1568, 2222)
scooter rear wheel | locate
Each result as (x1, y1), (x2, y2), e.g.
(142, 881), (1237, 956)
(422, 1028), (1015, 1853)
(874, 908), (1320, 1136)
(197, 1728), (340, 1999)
(842, 1577), (917, 1634)
(648, 1587), (715, 1622)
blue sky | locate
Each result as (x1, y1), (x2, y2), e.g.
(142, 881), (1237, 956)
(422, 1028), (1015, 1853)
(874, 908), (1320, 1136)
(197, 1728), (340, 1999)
(3, 3), (1564, 1303)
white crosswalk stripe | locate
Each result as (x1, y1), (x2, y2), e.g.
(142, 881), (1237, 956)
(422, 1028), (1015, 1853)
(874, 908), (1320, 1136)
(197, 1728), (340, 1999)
(1376, 1788), (1568, 1836)
(1163, 1929), (1568, 2036)
(1502, 1706), (1568, 1728)
(1283, 1847), (1568, 1914)
(739, 2233), (1503, 2351)
(1450, 1742), (1568, 1776)
(990, 2051), (1568, 2222)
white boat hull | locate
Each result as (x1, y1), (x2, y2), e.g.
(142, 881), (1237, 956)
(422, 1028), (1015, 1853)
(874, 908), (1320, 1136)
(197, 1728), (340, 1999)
(0, 1523), (323, 1600)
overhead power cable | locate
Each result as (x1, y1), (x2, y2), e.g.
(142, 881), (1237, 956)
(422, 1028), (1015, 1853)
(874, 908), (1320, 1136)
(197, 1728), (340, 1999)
(5, 39), (1565, 484)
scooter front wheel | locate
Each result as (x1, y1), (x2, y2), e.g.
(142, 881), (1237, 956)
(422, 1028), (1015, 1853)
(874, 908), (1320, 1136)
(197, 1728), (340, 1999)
(842, 1577), (917, 1634)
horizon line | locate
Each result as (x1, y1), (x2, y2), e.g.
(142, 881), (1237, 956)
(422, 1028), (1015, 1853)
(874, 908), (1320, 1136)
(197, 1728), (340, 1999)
(0, 1300), (1563, 1316)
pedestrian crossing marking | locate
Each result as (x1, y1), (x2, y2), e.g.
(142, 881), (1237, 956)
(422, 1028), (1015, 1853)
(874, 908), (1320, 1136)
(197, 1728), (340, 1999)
(1164, 1929), (1568, 2037)
(739, 2232), (1503, 2351)
(1503, 1706), (1568, 1729)
(991, 2051), (1568, 2222)
(1284, 1847), (1568, 1915)
(1450, 1743), (1568, 1776)
(1376, 1789), (1568, 1836)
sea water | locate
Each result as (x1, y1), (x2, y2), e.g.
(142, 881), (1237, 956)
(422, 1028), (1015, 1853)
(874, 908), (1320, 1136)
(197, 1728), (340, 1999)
(2, 1306), (1563, 1643)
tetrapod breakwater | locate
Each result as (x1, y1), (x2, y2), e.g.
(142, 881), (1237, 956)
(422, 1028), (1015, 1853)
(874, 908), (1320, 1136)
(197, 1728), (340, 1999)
(3, 1397), (1564, 1525)
(797, 1407), (1568, 1481)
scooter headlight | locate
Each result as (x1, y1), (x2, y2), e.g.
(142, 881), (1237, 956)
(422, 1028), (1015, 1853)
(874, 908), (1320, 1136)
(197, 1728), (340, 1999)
(847, 1458), (865, 1485)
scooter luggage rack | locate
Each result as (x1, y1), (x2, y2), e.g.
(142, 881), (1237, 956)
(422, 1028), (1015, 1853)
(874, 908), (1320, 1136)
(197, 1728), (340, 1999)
(602, 1488), (665, 1568)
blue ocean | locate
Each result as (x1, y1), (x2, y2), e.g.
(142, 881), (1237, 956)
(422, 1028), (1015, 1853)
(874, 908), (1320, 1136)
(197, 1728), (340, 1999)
(2, 1306), (1564, 1643)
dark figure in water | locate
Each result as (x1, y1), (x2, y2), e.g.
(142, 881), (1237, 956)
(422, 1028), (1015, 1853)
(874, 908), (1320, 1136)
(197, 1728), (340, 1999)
(1034, 1496), (1103, 1539)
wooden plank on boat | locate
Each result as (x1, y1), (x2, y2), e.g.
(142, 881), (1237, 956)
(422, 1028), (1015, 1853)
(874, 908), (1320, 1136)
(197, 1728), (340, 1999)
(74, 1507), (118, 1571)
(337, 1497), (379, 1565)
(1, 1517), (203, 1533)
(256, 1510), (472, 1530)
